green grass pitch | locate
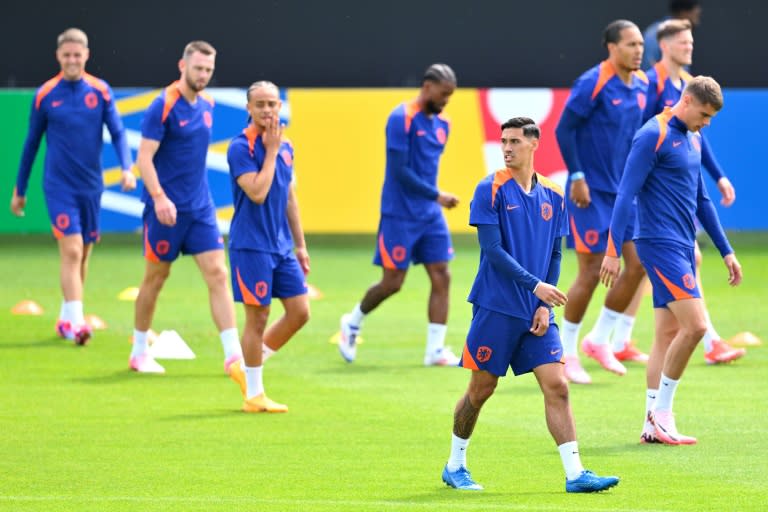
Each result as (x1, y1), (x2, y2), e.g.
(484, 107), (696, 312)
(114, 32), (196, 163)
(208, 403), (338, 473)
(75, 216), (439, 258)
(1, 233), (766, 511)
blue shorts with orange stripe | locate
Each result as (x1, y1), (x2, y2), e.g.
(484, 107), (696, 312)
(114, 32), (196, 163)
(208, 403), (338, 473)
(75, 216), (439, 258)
(229, 249), (307, 306)
(636, 239), (700, 308)
(142, 202), (223, 262)
(566, 189), (635, 253)
(373, 214), (453, 269)
(44, 191), (100, 243)
(460, 305), (563, 377)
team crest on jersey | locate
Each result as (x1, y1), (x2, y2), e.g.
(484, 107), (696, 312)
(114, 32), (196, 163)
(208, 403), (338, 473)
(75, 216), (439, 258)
(476, 346), (492, 363)
(436, 127), (447, 145)
(280, 149), (293, 167)
(84, 92), (99, 109)
(682, 273), (696, 290)
(584, 229), (599, 246)
(56, 213), (70, 229)
(541, 202), (553, 221)
(392, 245), (406, 262)
(155, 240), (170, 255)
(203, 110), (213, 128)
(255, 281), (269, 298)
(637, 92), (647, 111)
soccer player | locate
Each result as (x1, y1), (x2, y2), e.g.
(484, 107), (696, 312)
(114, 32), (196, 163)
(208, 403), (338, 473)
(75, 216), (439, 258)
(224, 81), (310, 413)
(129, 41), (242, 374)
(337, 64), (461, 366)
(11, 28), (134, 345)
(610, 19), (745, 365)
(601, 76), (742, 445)
(555, 20), (648, 383)
(641, 0), (702, 69)
(442, 118), (619, 493)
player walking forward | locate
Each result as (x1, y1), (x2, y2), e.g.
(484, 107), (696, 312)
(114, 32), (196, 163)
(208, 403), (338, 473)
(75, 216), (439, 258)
(442, 118), (619, 493)
(601, 76), (741, 445)
(11, 28), (134, 345)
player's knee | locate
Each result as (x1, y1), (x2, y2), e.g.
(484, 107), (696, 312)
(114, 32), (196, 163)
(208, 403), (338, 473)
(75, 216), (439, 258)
(204, 264), (229, 288)
(544, 377), (570, 403)
(469, 379), (497, 404)
(381, 278), (404, 296)
(289, 303), (310, 327)
(686, 321), (707, 342)
(59, 244), (83, 264)
(578, 263), (601, 285)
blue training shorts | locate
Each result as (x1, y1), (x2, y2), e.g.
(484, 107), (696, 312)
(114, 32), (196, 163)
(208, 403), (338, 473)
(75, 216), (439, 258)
(459, 305), (564, 377)
(566, 189), (635, 254)
(636, 239), (700, 308)
(142, 201), (223, 262)
(373, 214), (453, 269)
(229, 249), (307, 306)
(44, 192), (100, 244)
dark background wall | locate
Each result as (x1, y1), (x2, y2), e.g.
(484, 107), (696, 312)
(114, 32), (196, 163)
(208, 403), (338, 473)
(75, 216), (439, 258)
(4, 0), (766, 88)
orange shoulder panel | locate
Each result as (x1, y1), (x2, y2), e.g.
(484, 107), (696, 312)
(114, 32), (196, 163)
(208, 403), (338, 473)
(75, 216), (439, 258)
(35, 73), (64, 110)
(403, 100), (420, 134)
(654, 63), (669, 95)
(654, 108), (674, 152)
(591, 60), (616, 100)
(161, 82), (182, 123)
(243, 125), (260, 156)
(82, 73), (111, 101)
(680, 70), (694, 83)
(491, 168), (513, 207)
(536, 173), (564, 198)
(199, 91), (215, 107)
(633, 69), (649, 84)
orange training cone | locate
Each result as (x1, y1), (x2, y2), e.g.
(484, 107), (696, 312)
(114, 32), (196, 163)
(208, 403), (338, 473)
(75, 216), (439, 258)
(11, 300), (44, 315)
(728, 331), (762, 348)
(307, 284), (324, 300)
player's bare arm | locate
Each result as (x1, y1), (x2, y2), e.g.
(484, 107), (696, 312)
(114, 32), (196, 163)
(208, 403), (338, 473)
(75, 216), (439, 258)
(287, 185), (310, 275)
(533, 282), (567, 308)
(723, 253), (742, 286)
(137, 137), (176, 227)
(569, 178), (591, 208)
(529, 306), (551, 336)
(10, 192), (26, 217)
(437, 191), (459, 208)
(600, 255), (621, 288)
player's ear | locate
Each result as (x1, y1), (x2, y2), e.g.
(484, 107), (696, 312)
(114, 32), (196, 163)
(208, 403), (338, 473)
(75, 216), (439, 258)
(178, 58), (185, 74)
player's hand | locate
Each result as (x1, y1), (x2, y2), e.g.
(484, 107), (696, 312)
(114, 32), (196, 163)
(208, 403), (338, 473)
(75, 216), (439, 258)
(533, 282), (567, 308)
(723, 253), (742, 286)
(295, 246), (310, 275)
(529, 306), (550, 336)
(437, 191), (459, 209)
(717, 177), (736, 207)
(262, 116), (283, 155)
(570, 179), (591, 208)
(121, 170), (137, 192)
(154, 194), (177, 226)
(10, 193), (26, 217)
(600, 255), (621, 288)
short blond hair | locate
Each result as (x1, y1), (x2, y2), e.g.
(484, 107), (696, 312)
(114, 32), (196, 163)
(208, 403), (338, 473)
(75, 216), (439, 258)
(684, 76), (724, 111)
(183, 40), (216, 59)
(57, 28), (88, 48)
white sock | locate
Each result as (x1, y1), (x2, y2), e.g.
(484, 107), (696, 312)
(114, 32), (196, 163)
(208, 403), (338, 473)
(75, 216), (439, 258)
(645, 388), (658, 429)
(426, 323), (448, 354)
(219, 328), (241, 360)
(611, 313), (636, 352)
(446, 433), (470, 471)
(701, 310), (719, 352)
(59, 301), (67, 322)
(63, 301), (84, 326)
(589, 307), (620, 345)
(263, 343), (276, 362)
(349, 303), (365, 327)
(245, 365), (264, 399)
(132, 330), (149, 358)
(561, 319), (581, 356)
(558, 441), (585, 481)
(654, 374), (679, 412)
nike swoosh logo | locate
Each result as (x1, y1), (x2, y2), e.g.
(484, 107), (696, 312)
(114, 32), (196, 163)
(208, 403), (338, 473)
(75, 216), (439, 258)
(550, 349), (561, 355)
(673, 141), (682, 147)
(506, 205), (520, 211)
(612, 99), (622, 105)
(179, 120), (190, 127)
(648, 395), (656, 399)
(416, 130), (427, 136)
(52, 100), (63, 107)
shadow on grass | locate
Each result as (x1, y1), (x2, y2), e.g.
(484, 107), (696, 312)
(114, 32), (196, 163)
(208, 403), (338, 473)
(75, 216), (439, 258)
(0, 337), (74, 350)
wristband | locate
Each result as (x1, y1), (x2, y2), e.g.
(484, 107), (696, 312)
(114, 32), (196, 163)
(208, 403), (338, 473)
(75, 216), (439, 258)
(570, 172), (585, 181)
